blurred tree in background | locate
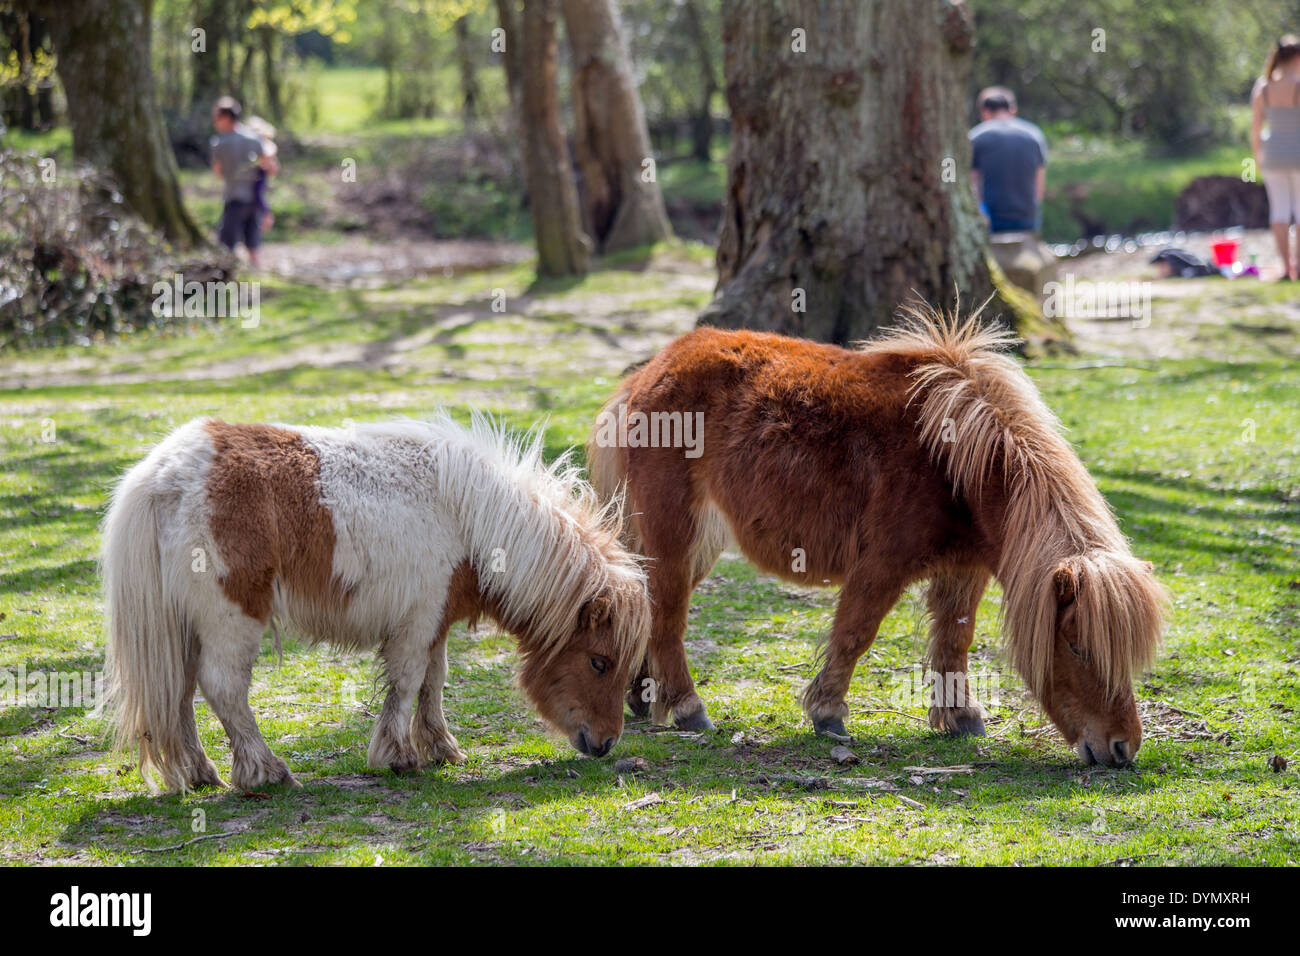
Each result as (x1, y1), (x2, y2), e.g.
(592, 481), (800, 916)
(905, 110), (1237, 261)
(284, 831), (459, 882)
(0, 6), (56, 132)
(562, 0), (673, 252)
(621, 0), (723, 161)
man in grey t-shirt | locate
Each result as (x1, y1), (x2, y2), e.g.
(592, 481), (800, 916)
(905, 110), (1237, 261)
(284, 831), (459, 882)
(210, 97), (266, 265)
(969, 87), (1048, 234)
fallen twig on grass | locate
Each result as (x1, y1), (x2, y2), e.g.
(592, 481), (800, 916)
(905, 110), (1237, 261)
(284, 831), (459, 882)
(903, 765), (975, 775)
(137, 831), (236, 854)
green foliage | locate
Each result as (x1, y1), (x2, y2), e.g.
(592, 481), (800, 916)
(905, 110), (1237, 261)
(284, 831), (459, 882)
(971, 0), (1293, 150)
(246, 0), (360, 42)
(420, 175), (528, 239)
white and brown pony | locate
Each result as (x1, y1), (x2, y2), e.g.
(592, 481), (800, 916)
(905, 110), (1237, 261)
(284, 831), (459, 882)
(102, 414), (649, 792)
(589, 306), (1166, 766)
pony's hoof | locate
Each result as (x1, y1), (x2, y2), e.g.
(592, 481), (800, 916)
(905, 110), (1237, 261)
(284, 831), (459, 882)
(674, 707), (715, 733)
(231, 754), (297, 791)
(929, 706), (986, 737)
(426, 737), (467, 765)
(188, 761), (225, 790)
(949, 713), (986, 737)
(626, 687), (651, 719)
(814, 716), (852, 741)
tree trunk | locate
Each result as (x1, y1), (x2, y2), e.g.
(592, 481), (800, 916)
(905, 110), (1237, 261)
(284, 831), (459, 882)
(190, 0), (231, 111)
(520, 0), (590, 277)
(682, 0), (717, 162)
(44, 0), (203, 246)
(260, 27), (283, 124)
(702, 0), (996, 342)
(454, 14), (480, 125)
(494, 0), (525, 125)
(561, 0), (672, 253)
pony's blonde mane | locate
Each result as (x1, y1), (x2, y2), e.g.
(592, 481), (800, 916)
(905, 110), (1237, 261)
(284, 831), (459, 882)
(422, 412), (649, 669)
(862, 302), (1165, 697)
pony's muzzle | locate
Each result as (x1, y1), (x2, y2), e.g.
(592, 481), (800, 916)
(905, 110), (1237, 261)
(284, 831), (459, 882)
(575, 727), (616, 758)
(1077, 737), (1136, 768)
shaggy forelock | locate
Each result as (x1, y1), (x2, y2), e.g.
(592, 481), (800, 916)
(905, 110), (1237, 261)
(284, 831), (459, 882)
(417, 411), (649, 670)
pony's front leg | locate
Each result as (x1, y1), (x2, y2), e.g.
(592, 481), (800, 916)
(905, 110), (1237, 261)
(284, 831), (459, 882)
(368, 622), (433, 774)
(625, 510), (724, 721)
(802, 572), (906, 739)
(644, 556), (712, 730)
(413, 637), (466, 765)
(925, 569), (991, 736)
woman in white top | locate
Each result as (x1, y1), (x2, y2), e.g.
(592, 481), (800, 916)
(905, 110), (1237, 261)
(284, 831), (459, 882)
(1252, 35), (1300, 281)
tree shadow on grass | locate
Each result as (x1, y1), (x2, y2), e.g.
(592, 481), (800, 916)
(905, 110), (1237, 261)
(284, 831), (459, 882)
(1098, 468), (1299, 575)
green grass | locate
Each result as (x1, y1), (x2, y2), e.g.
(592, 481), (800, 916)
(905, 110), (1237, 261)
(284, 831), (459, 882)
(0, 126), (72, 163)
(288, 64), (502, 139)
(1, 256), (1297, 865)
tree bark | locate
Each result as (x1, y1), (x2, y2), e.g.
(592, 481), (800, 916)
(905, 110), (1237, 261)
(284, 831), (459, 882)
(190, 0), (231, 111)
(521, 0), (590, 276)
(702, 0), (996, 342)
(494, 0), (525, 125)
(259, 26), (283, 124)
(561, 0), (673, 253)
(682, 0), (717, 161)
(454, 14), (480, 125)
(43, 0), (203, 246)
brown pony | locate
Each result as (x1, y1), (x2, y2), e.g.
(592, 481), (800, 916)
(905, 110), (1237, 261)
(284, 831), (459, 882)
(588, 306), (1166, 766)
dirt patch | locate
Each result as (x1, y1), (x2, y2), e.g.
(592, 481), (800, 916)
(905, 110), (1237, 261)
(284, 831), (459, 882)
(1053, 229), (1300, 359)
(259, 236), (531, 286)
(0, 260), (712, 390)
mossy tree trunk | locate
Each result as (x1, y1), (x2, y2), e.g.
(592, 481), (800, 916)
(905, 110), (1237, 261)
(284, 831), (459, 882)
(561, 0), (673, 253)
(44, 0), (203, 246)
(702, 0), (999, 342)
(521, 0), (590, 277)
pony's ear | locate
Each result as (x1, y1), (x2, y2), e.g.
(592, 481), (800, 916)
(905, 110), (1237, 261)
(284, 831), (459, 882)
(579, 594), (612, 631)
(1053, 561), (1080, 605)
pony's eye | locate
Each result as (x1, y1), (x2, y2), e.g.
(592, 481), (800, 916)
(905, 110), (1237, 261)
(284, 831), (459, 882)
(590, 656), (608, 675)
(1067, 641), (1085, 659)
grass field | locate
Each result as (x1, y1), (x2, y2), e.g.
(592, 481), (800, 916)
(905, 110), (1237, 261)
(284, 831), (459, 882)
(1, 245), (1297, 865)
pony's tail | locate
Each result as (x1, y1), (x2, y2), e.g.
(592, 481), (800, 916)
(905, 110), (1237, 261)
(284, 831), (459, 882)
(102, 463), (191, 793)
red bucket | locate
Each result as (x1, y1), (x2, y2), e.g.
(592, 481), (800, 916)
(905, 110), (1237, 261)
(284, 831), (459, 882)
(1210, 239), (1240, 267)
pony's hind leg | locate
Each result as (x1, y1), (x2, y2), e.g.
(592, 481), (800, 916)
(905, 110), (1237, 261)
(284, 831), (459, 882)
(802, 569), (907, 739)
(368, 619), (434, 774)
(178, 644), (224, 789)
(925, 569), (991, 736)
(413, 637), (465, 765)
(196, 615), (297, 790)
